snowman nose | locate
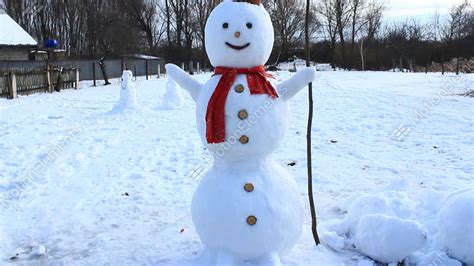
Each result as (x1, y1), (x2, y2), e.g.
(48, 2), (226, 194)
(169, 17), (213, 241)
(234, 31), (241, 38)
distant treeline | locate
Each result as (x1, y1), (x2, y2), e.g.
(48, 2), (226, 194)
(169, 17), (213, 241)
(2, 0), (473, 72)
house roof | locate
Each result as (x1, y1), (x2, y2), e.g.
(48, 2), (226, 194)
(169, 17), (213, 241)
(0, 12), (38, 46)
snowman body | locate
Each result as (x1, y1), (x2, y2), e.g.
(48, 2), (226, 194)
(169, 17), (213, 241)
(192, 157), (303, 260)
(195, 74), (289, 157)
(191, 74), (304, 260)
(166, 1), (316, 264)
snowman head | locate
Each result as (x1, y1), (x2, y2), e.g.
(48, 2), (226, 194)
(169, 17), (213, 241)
(205, 0), (274, 68)
(122, 70), (133, 82)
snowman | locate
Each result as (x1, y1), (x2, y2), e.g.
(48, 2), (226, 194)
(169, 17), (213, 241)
(112, 70), (137, 112)
(159, 78), (184, 109)
(165, 0), (316, 265)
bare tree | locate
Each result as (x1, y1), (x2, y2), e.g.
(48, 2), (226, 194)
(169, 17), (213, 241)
(349, 0), (364, 69)
(358, 0), (384, 70)
(444, 0), (472, 74)
(191, 0), (218, 67)
(317, 0), (338, 69)
(335, 0), (352, 68)
(266, 0), (307, 61)
(122, 0), (160, 53)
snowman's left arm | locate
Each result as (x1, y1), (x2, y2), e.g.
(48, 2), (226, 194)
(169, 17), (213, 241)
(276, 67), (316, 100)
(166, 64), (202, 101)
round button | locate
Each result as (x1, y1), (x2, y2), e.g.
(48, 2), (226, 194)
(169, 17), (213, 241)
(239, 135), (249, 144)
(238, 110), (248, 120)
(247, 215), (257, 225)
(235, 85), (245, 93)
(244, 183), (254, 192)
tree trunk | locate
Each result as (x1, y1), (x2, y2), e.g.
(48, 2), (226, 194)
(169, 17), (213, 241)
(338, 31), (347, 69)
(441, 45), (445, 75)
(330, 37), (337, 70)
(399, 56), (403, 72)
(97, 54), (111, 85)
(360, 38), (365, 71)
(456, 57), (460, 75)
(165, 0), (172, 48)
(350, 3), (358, 70)
(145, 28), (154, 53)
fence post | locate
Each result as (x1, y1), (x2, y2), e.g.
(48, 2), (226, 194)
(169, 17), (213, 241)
(197, 62), (200, 74)
(92, 62), (96, 87)
(181, 62), (185, 72)
(46, 65), (53, 93)
(146, 60), (149, 80)
(75, 68), (80, 90)
(158, 64), (161, 78)
(8, 72), (17, 99)
(189, 61), (194, 75)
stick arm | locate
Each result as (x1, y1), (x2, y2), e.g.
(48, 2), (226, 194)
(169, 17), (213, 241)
(276, 67), (316, 100)
(165, 64), (202, 101)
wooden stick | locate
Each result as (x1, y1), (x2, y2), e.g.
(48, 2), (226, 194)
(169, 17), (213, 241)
(305, 0), (320, 246)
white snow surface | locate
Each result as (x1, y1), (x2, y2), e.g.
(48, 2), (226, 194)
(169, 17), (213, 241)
(0, 13), (37, 45)
(0, 70), (473, 265)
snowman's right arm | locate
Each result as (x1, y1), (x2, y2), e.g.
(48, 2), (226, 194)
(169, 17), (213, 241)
(165, 64), (202, 101)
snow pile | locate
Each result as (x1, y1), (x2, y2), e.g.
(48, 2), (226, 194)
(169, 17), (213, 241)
(353, 214), (427, 263)
(322, 181), (474, 265)
(111, 70), (137, 113)
(277, 59), (333, 72)
(277, 58), (309, 71)
(436, 189), (474, 265)
(159, 78), (184, 110)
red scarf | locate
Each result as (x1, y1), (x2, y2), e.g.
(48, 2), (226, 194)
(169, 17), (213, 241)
(206, 65), (278, 144)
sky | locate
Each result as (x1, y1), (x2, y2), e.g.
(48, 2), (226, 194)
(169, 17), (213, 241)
(385, 0), (467, 21)
(0, 0), (468, 21)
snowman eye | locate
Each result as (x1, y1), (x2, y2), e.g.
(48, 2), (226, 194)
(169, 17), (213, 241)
(223, 23), (229, 29)
(246, 23), (253, 29)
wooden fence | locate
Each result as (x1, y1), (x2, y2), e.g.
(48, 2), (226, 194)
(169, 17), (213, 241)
(0, 67), (80, 99)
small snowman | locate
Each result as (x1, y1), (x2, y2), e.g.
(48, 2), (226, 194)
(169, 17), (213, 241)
(166, 0), (316, 265)
(112, 70), (137, 112)
(159, 78), (184, 109)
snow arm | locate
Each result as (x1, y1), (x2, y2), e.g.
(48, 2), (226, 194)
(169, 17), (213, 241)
(277, 67), (316, 101)
(165, 64), (202, 101)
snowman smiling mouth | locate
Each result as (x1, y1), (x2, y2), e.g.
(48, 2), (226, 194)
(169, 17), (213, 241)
(225, 42), (251, 50)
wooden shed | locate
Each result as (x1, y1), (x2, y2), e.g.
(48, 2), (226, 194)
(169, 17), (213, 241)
(0, 9), (38, 61)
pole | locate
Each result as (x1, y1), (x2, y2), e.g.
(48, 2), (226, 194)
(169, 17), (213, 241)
(305, 0), (320, 246)
(92, 62), (96, 87)
(146, 60), (149, 80)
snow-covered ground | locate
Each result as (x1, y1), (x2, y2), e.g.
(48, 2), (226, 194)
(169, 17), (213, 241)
(0, 71), (472, 265)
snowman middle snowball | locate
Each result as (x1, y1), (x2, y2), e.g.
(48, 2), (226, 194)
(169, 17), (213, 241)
(165, 1), (317, 265)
